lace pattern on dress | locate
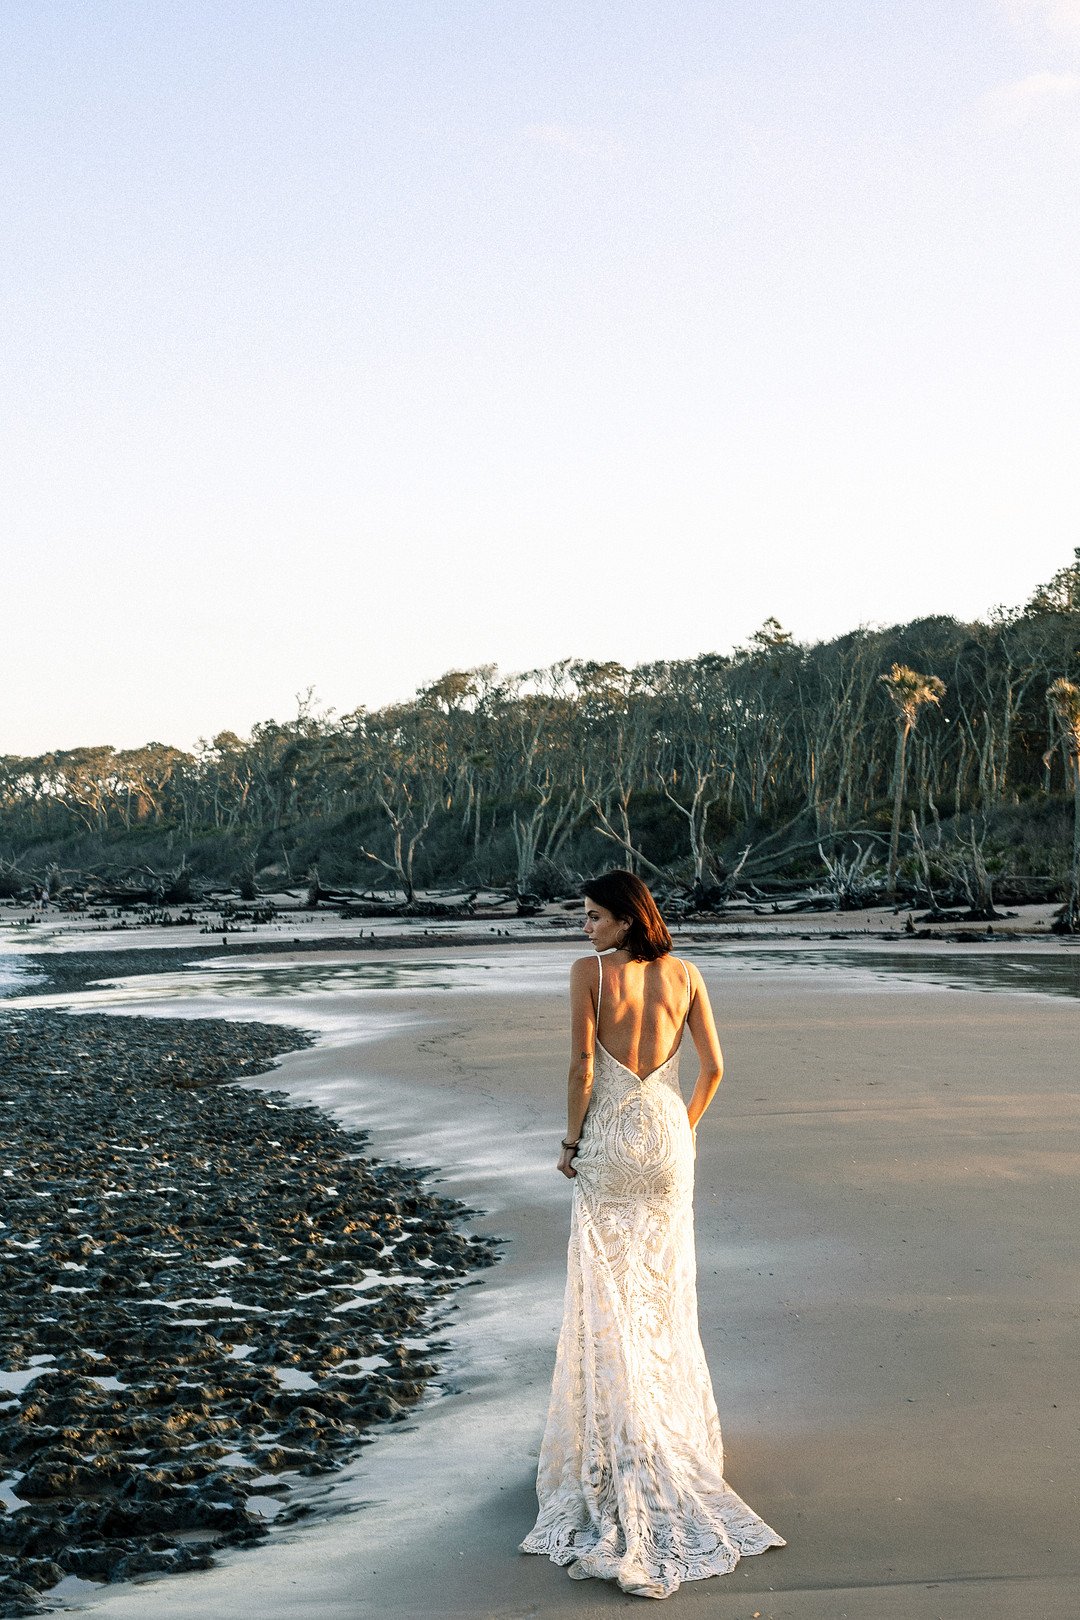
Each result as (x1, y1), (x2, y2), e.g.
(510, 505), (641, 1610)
(520, 956), (785, 1599)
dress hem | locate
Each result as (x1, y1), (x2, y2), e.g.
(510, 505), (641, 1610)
(519, 1524), (786, 1600)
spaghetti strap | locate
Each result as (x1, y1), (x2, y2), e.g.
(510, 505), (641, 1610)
(596, 953), (603, 1019)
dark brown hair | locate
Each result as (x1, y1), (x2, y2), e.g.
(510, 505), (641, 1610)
(581, 870), (673, 961)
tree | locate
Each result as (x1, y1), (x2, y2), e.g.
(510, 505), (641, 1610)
(45, 747), (120, 833)
(1024, 548), (1080, 616)
(114, 744), (190, 829)
(650, 657), (733, 896)
(1047, 677), (1080, 932)
(353, 703), (449, 905)
(880, 664), (946, 899)
(728, 624), (801, 820)
(5, 555), (1080, 903)
(574, 662), (653, 875)
(494, 664), (584, 893)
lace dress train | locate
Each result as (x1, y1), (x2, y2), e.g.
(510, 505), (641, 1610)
(520, 958), (784, 1599)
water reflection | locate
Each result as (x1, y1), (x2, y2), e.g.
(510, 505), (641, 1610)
(695, 945), (1080, 1001)
(3, 942), (1080, 1010)
(0, 956), (503, 1016)
(149, 959), (496, 998)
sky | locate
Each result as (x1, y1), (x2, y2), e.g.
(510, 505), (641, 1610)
(3, 0), (1079, 755)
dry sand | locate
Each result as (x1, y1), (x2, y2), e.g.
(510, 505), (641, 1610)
(10, 936), (1079, 1620)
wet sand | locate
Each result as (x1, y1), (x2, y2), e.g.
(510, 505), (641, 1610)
(21, 944), (1080, 1619)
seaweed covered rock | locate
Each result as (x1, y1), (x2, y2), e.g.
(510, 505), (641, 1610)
(0, 1007), (500, 1614)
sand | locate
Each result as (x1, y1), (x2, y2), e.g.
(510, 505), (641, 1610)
(5, 933), (1079, 1619)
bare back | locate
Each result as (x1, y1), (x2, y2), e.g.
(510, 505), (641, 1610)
(594, 954), (691, 1082)
(567, 948), (724, 1140)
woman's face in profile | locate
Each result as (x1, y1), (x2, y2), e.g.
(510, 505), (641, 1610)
(583, 897), (625, 953)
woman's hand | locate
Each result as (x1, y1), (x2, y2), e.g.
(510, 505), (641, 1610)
(557, 1144), (578, 1179)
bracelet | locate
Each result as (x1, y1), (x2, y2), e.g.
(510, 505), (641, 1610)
(561, 1138), (579, 1150)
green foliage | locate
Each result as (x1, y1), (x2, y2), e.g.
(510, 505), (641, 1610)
(1024, 548), (1080, 616)
(2, 556), (1079, 896)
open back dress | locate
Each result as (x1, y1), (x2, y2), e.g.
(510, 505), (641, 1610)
(520, 953), (785, 1599)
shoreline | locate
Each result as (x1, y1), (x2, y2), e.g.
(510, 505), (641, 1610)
(62, 937), (1080, 1620)
(1, 892), (1076, 967)
(3, 926), (1079, 1617)
(3, 921), (1078, 1022)
(0, 995), (499, 1616)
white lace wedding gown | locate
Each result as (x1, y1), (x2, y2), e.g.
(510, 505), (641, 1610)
(520, 955), (785, 1599)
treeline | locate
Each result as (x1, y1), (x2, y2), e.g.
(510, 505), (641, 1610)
(3, 552), (1080, 919)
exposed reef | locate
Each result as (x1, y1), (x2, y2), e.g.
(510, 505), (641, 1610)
(0, 1007), (499, 1616)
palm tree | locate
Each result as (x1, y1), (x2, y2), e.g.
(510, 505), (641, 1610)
(1047, 677), (1080, 933)
(880, 664), (946, 899)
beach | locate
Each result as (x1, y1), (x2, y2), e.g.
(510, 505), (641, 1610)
(2, 920), (1079, 1617)
(8, 2), (1080, 1613)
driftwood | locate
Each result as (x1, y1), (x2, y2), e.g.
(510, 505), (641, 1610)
(338, 896), (478, 920)
(90, 885), (164, 905)
(748, 895), (838, 915)
(306, 872), (399, 909)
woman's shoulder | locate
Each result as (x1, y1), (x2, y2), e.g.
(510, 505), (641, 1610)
(662, 952), (703, 992)
(570, 954), (598, 979)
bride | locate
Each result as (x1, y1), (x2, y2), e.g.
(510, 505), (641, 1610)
(520, 869), (785, 1599)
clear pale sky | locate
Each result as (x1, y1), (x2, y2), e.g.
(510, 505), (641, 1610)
(3, 1), (1079, 755)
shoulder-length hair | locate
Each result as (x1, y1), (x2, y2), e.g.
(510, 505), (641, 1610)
(581, 870), (673, 961)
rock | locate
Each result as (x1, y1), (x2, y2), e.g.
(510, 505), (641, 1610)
(0, 1577), (45, 1618)
(12, 1562), (62, 1594)
(0, 994), (500, 1609)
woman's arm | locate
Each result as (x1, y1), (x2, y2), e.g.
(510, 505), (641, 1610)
(558, 957), (597, 1179)
(684, 963), (724, 1131)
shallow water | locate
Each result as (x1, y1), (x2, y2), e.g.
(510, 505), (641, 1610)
(0, 958), (33, 994)
(5, 931), (1077, 1619)
(91, 957), (499, 999)
(692, 942), (1080, 1001)
(4, 940), (1080, 1016)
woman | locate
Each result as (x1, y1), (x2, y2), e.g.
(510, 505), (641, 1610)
(520, 870), (785, 1599)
